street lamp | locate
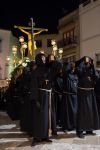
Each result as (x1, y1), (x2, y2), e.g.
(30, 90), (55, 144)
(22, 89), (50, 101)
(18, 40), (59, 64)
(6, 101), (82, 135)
(6, 56), (10, 61)
(58, 48), (63, 60)
(12, 45), (17, 67)
(51, 39), (58, 56)
(51, 39), (63, 60)
(6, 56), (11, 66)
(51, 39), (56, 46)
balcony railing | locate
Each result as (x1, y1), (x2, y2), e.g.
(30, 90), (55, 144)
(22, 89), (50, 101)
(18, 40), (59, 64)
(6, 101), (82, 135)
(82, 0), (98, 7)
(57, 37), (78, 48)
(82, 0), (91, 6)
(96, 61), (100, 67)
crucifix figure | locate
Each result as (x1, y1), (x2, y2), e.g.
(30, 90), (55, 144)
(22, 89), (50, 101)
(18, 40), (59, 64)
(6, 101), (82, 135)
(14, 20), (48, 60)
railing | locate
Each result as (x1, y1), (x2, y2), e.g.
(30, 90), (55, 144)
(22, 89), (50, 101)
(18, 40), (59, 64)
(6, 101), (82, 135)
(82, 0), (97, 7)
(82, 0), (91, 6)
(96, 61), (100, 66)
(57, 37), (77, 48)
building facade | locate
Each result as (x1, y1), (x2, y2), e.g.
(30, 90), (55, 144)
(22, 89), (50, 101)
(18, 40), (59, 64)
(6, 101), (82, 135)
(57, 9), (80, 63)
(34, 33), (59, 56)
(79, 0), (100, 67)
(0, 29), (19, 80)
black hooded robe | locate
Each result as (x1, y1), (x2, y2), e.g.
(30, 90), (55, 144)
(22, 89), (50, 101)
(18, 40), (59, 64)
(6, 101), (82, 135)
(76, 61), (100, 132)
(30, 53), (51, 139)
(61, 63), (78, 131)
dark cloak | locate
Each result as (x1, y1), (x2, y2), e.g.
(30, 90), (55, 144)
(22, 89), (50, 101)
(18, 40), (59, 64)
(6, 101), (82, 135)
(30, 53), (51, 139)
(76, 58), (100, 131)
(19, 61), (36, 135)
(61, 62), (78, 130)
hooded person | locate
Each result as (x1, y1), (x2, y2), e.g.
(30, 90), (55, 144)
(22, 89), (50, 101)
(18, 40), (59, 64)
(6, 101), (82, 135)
(19, 60), (37, 135)
(51, 60), (63, 127)
(6, 65), (24, 121)
(46, 54), (58, 135)
(94, 69), (100, 121)
(75, 56), (100, 138)
(61, 61), (78, 131)
(47, 55), (63, 127)
(30, 53), (52, 146)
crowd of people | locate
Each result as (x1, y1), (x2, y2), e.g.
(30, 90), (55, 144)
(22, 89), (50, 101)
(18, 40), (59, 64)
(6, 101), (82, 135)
(1, 52), (100, 146)
(0, 86), (8, 110)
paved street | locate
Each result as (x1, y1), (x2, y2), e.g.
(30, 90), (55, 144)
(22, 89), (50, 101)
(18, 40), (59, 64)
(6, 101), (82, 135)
(0, 111), (100, 150)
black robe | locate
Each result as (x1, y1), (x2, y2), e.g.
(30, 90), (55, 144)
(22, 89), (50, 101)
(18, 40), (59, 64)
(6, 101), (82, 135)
(48, 60), (63, 127)
(19, 66), (33, 135)
(94, 70), (100, 121)
(53, 75), (63, 126)
(30, 66), (51, 139)
(6, 75), (22, 121)
(61, 68), (78, 131)
(76, 62), (100, 131)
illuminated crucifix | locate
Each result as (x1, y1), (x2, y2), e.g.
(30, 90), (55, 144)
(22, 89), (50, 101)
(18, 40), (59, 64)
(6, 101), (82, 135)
(14, 18), (48, 60)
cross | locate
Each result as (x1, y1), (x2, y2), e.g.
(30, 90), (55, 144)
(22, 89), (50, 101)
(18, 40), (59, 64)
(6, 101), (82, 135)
(14, 18), (48, 60)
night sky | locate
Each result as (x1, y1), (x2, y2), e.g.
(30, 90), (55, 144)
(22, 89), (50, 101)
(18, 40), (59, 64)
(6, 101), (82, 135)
(0, 0), (80, 37)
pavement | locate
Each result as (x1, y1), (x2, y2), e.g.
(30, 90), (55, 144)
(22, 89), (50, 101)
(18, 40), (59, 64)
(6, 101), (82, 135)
(0, 111), (100, 150)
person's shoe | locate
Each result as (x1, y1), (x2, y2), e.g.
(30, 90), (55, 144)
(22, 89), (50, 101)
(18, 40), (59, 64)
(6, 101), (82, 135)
(52, 131), (58, 136)
(41, 138), (52, 143)
(28, 133), (33, 137)
(46, 139), (52, 143)
(86, 131), (96, 136)
(31, 138), (41, 146)
(63, 129), (67, 133)
(77, 133), (85, 138)
(31, 139), (37, 146)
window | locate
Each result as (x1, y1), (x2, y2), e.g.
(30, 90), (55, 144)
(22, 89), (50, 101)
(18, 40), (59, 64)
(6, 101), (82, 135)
(63, 55), (76, 63)
(35, 40), (42, 48)
(63, 28), (75, 45)
(47, 39), (52, 47)
(96, 53), (100, 67)
(63, 28), (75, 40)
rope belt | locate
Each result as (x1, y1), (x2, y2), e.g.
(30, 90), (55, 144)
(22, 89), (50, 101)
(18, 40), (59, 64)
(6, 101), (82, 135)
(13, 96), (19, 98)
(63, 91), (76, 95)
(39, 88), (52, 92)
(54, 90), (62, 95)
(78, 87), (94, 91)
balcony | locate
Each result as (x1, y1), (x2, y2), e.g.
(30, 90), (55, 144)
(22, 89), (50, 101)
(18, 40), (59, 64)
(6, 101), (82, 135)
(96, 61), (100, 67)
(82, 0), (91, 7)
(81, 0), (97, 7)
(57, 37), (78, 49)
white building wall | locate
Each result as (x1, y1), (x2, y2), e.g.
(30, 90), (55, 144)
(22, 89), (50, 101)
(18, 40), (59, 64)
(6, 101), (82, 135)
(80, 36), (100, 59)
(0, 29), (11, 79)
(35, 34), (59, 56)
(79, 0), (100, 65)
(0, 29), (20, 80)
(58, 9), (80, 61)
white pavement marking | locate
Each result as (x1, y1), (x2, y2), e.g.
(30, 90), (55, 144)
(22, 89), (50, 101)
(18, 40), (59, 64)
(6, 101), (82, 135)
(6, 143), (100, 150)
(0, 124), (16, 129)
(0, 131), (26, 134)
(0, 138), (29, 143)
(0, 111), (8, 116)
